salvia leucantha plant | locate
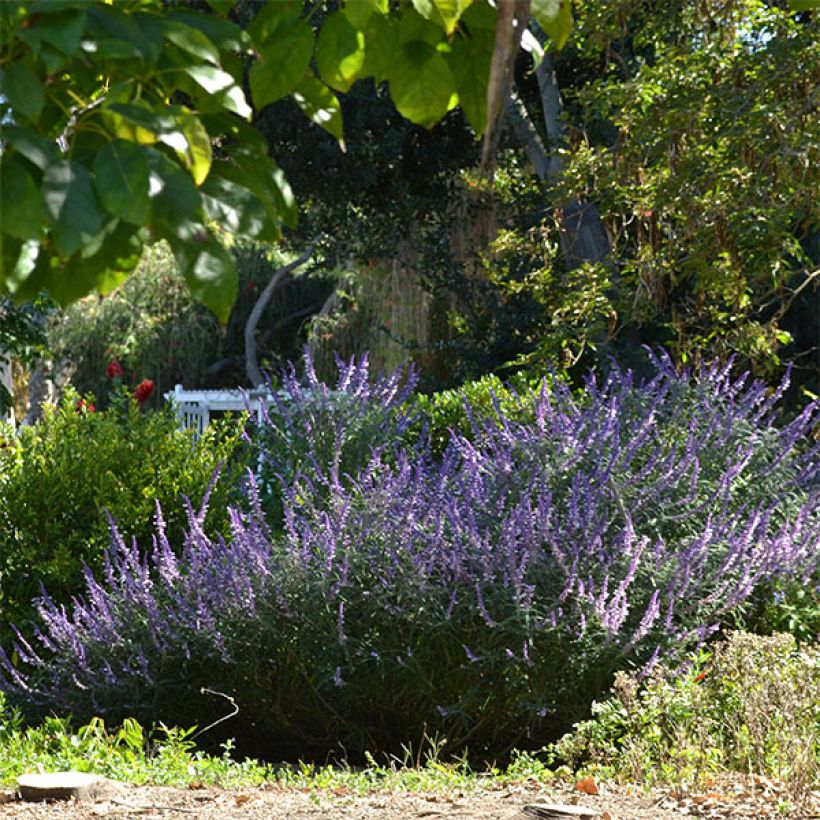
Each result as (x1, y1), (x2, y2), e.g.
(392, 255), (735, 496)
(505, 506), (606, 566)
(1, 352), (817, 760)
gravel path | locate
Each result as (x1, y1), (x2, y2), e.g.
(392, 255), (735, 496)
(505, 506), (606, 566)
(1, 776), (815, 819)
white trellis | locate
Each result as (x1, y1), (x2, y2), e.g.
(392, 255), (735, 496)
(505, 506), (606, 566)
(164, 384), (274, 437)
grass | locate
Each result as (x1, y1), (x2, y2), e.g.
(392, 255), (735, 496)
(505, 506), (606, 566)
(0, 707), (558, 793)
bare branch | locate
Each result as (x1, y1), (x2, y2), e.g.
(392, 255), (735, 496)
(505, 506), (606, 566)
(245, 241), (319, 387)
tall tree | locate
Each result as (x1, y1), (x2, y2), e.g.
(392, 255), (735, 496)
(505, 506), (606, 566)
(0, 0), (573, 321)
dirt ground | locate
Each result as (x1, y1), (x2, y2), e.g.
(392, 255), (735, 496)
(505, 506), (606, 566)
(1, 775), (816, 819)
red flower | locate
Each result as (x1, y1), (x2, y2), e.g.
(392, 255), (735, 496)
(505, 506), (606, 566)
(106, 360), (124, 380)
(75, 399), (95, 414)
(134, 379), (154, 404)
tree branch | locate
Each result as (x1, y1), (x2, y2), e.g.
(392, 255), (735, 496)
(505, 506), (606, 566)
(245, 241), (319, 387)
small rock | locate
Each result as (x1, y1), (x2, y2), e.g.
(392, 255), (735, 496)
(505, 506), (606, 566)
(17, 772), (117, 803)
(524, 803), (600, 818)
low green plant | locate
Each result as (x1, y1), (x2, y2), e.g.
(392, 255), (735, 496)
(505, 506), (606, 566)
(548, 632), (819, 800)
(0, 689), (556, 792)
(0, 388), (249, 643)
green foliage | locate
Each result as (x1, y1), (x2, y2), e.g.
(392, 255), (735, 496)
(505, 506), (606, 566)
(0, 0), (572, 320)
(0, 389), (248, 642)
(411, 372), (544, 454)
(47, 241), (333, 403)
(550, 0), (820, 383)
(0, 686), (558, 791)
(549, 633), (819, 799)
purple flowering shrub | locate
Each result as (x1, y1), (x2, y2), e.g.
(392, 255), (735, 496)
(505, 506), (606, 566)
(1, 355), (817, 759)
(250, 350), (418, 525)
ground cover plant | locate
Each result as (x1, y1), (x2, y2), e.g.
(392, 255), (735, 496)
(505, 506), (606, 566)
(0, 353), (817, 764)
(549, 631), (819, 802)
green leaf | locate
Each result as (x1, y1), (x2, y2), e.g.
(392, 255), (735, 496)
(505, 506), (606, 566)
(18, 8), (87, 58)
(247, 1), (301, 44)
(292, 71), (345, 148)
(316, 12), (366, 93)
(161, 19), (221, 66)
(167, 232), (237, 325)
(362, 15), (400, 83)
(0, 125), (59, 171)
(531, 0), (573, 50)
(343, 0), (387, 31)
(1, 63), (45, 123)
(166, 9), (249, 52)
(388, 40), (457, 128)
(104, 102), (165, 144)
(200, 163), (279, 242)
(106, 103), (212, 185)
(448, 27), (493, 134)
(0, 157), (49, 241)
(37, 221), (143, 306)
(411, 0), (473, 35)
(1, 239), (40, 297)
(224, 144), (297, 229)
(147, 149), (202, 237)
(184, 66), (252, 119)
(93, 140), (151, 226)
(789, 0), (819, 8)
(42, 160), (102, 257)
(204, 0), (235, 14)
(397, 6), (444, 46)
(249, 18), (314, 109)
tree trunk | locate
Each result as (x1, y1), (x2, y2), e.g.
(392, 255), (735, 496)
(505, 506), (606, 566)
(505, 26), (612, 270)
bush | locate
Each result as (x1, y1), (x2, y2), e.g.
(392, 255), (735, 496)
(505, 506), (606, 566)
(0, 388), (248, 642)
(2, 355), (817, 761)
(549, 632), (819, 801)
(251, 350), (418, 525)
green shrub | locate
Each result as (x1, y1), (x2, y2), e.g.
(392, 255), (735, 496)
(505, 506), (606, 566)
(549, 632), (819, 799)
(0, 388), (249, 643)
(411, 372), (544, 455)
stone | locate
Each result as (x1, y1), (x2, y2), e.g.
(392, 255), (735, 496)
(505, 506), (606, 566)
(524, 803), (601, 818)
(17, 772), (114, 802)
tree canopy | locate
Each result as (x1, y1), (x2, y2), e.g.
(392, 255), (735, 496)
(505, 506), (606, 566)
(0, 0), (573, 322)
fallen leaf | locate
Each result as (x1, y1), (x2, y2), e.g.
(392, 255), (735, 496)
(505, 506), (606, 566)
(574, 776), (599, 795)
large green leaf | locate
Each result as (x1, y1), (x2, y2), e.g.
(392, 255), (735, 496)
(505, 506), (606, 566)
(0, 157), (49, 241)
(362, 15), (400, 83)
(18, 8), (87, 59)
(161, 19), (221, 66)
(0, 126), (60, 171)
(167, 232), (238, 325)
(531, 0), (573, 50)
(343, 0), (388, 30)
(162, 107), (213, 186)
(225, 144), (297, 229)
(448, 27), (494, 134)
(1, 63), (45, 123)
(249, 18), (314, 109)
(184, 65), (252, 119)
(316, 11), (366, 93)
(93, 140), (151, 226)
(42, 160), (102, 257)
(200, 163), (279, 242)
(292, 71), (345, 147)
(106, 103), (212, 185)
(388, 40), (457, 128)
(147, 149), (203, 234)
(411, 0), (473, 35)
